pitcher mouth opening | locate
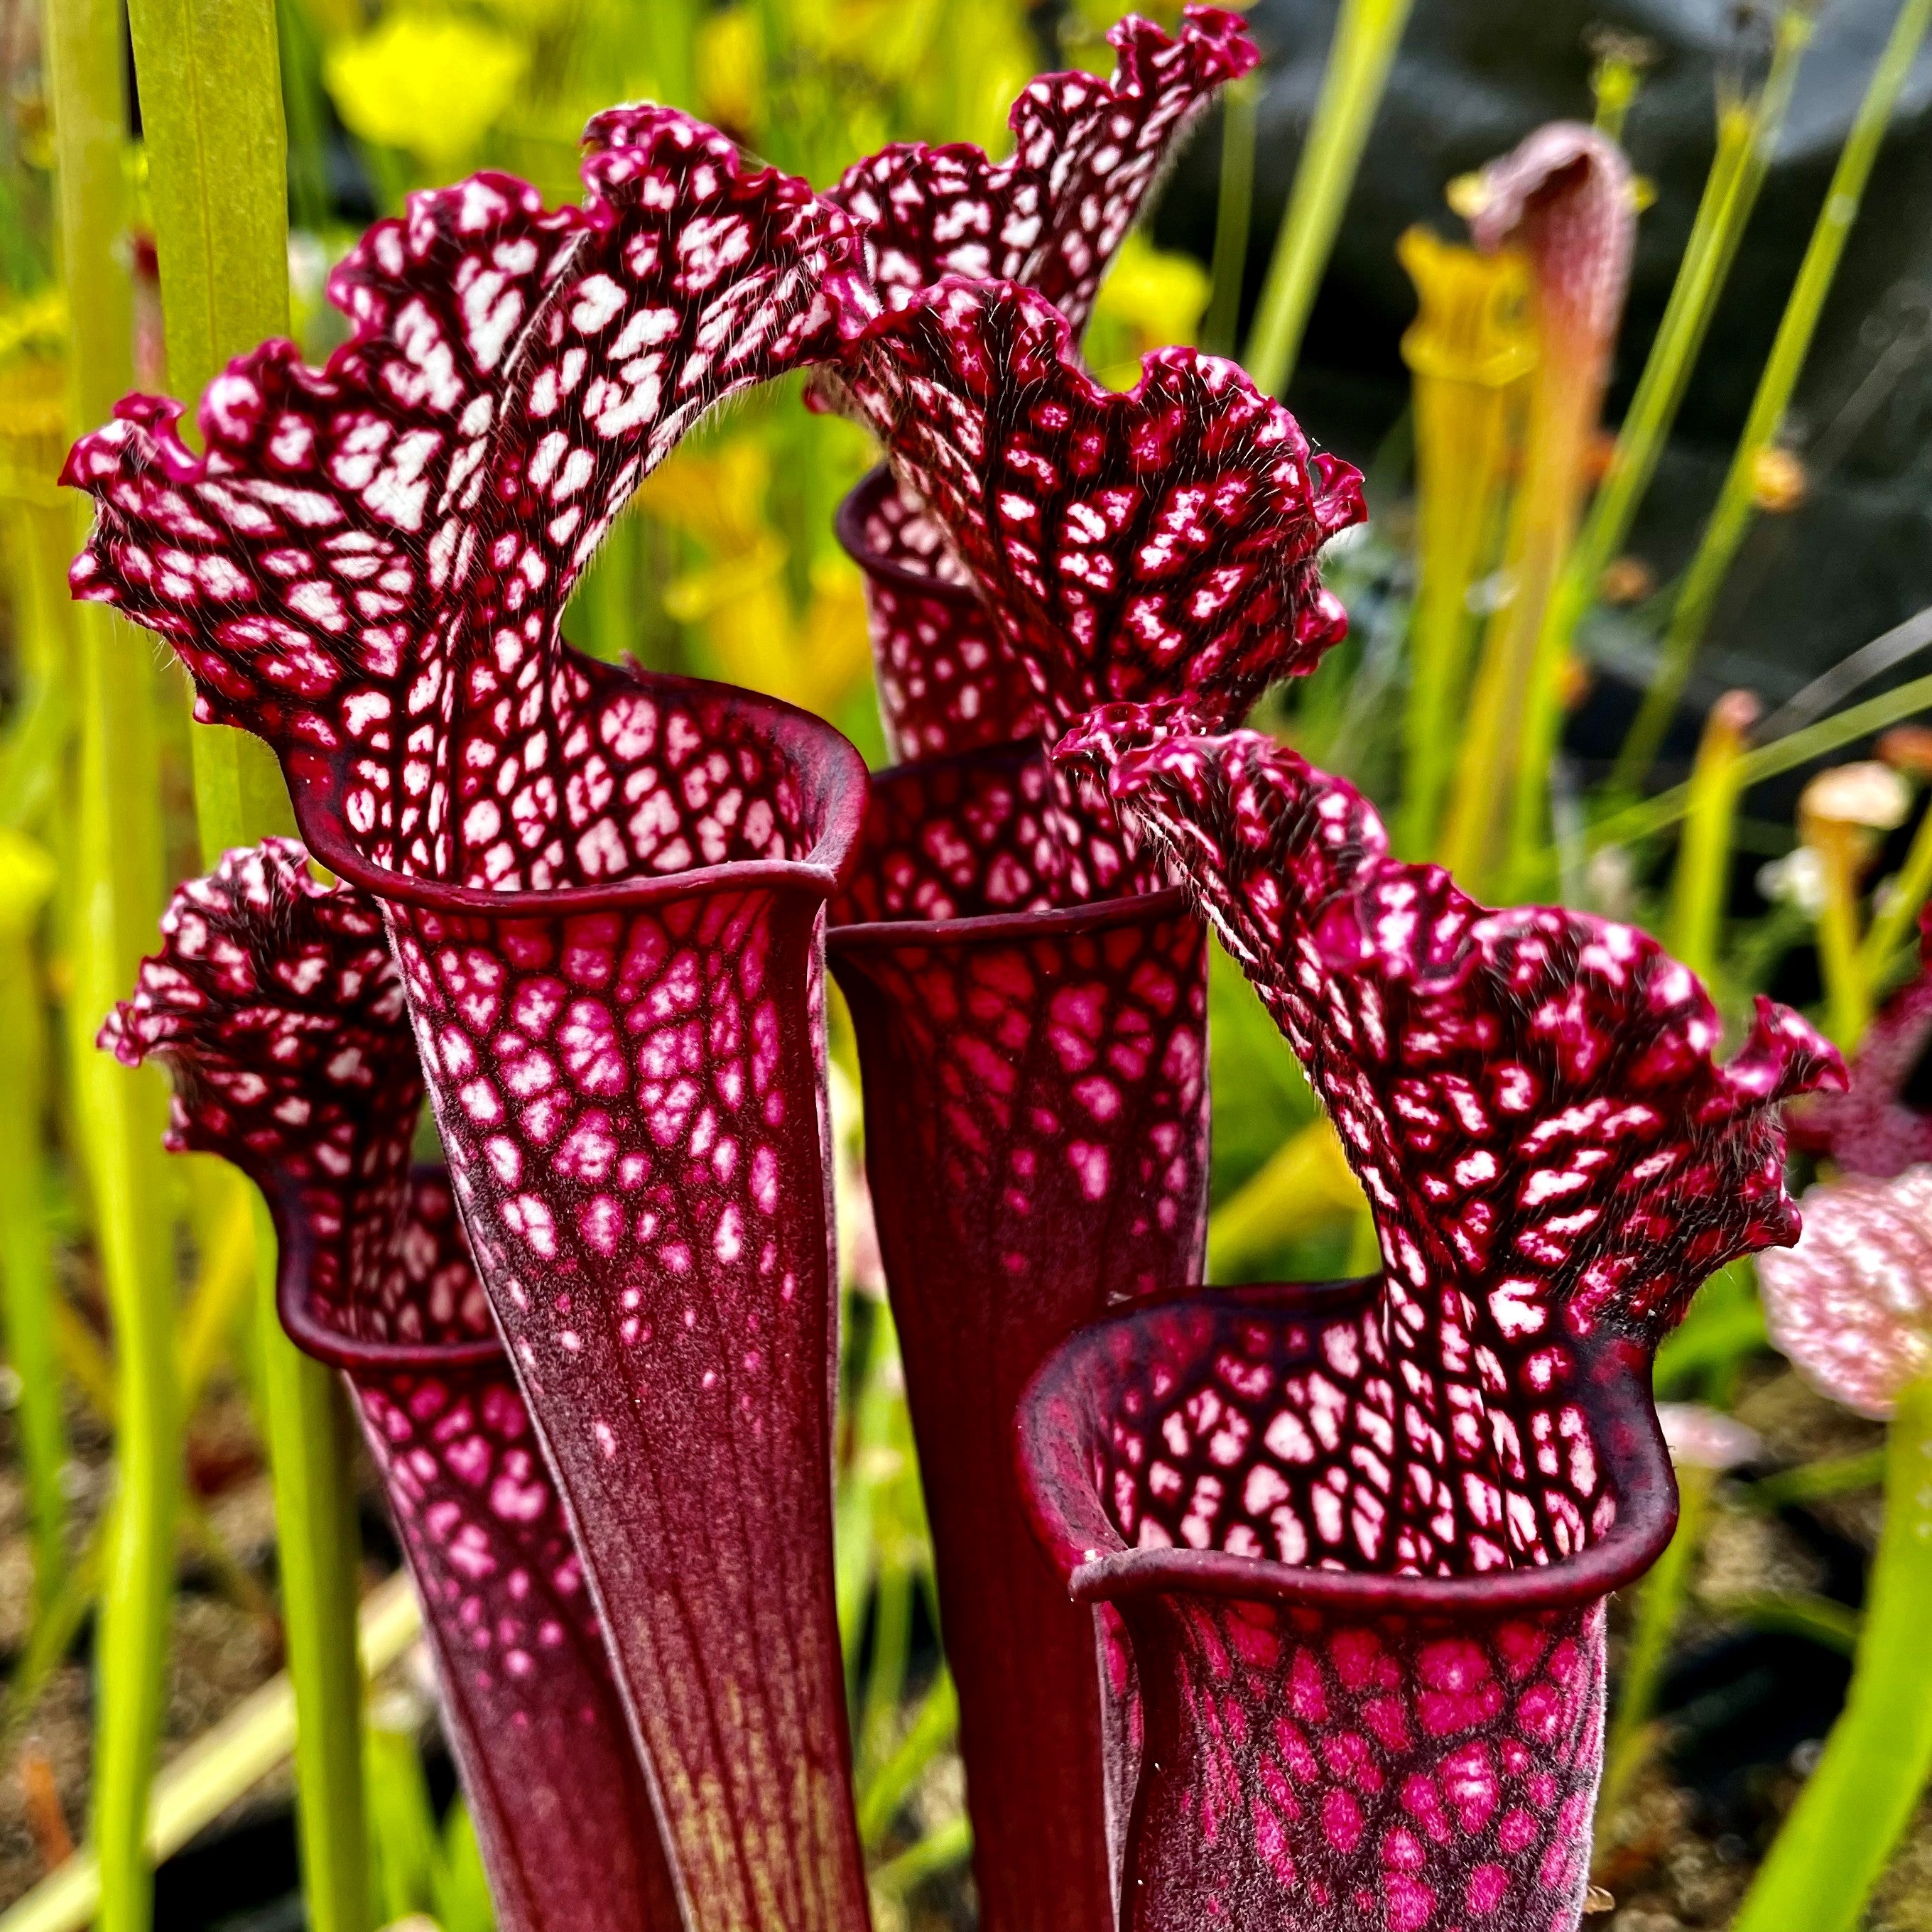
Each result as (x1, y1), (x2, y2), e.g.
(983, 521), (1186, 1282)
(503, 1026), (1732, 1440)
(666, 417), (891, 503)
(287, 660), (871, 921)
(271, 1165), (504, 1377)
(826, 733), (1192, 952)
(834, 465), (984, 606)
(1019, 1276), (1680, 1621)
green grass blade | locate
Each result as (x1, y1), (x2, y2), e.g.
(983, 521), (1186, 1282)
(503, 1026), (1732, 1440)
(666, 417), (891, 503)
(126, 0), (300, 859)
(45, 1), (178, 1922)
(1590, 668), (1932, 852)
(250, 1204), (372, 1932)
(434, 1801), (498, 1932)
(1600, 1467), (1710, 1820)
(1860, 791), (1932, 982)
(857, 1668), (957, 1850)
(1242, 0), (1415, 396)
(364, 1698), (442, 1923)
(1200, 72), (1257, 358)
(0, 836), (68, 1610)
(1730, 1374), (1932, 1932)
(1665, 693), (1756, 986)
(0, 1575), (421, 1932)
(1717, 1590), (1862, 1656)
(122, 4), (366, 1925)
(1561, 11), (1812, 641)
(869, 1815), (972, 1901)
(1748, 1449), (1888, 1512)
(1615, 0), (1932, 791)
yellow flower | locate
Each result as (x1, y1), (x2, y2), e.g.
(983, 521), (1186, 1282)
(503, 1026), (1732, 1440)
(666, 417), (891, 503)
(696, 6), (763, 135)
(1085, 233), (1212, 388)
(1751, 445), (1807, 514)
(1395, 227), (1533, 857)
(325, 13), (529, 168)
(635, 439), (870, 716)
(1397, 225), (1533, 389)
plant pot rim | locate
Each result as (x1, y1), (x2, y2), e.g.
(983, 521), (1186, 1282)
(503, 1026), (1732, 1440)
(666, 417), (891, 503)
(1018, 1275), (1679, 1619)
(827, 734), (1193, 952)
(835, 464), (985, 607)
(291, 660), (871, 919)
(274, 1164), (505, 1374)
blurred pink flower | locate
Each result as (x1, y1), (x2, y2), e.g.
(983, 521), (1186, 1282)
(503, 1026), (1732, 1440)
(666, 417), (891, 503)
(1760, 1166), (1932, 1419)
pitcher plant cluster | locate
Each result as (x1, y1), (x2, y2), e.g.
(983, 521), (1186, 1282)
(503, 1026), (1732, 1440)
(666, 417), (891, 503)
(7, 2), (1932, 1932)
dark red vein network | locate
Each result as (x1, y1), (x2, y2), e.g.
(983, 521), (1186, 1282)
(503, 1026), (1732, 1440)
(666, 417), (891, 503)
(1017, 1277), (1677, 1932)
(65, 109), (876, 891)
(837, 278), (1364, 737)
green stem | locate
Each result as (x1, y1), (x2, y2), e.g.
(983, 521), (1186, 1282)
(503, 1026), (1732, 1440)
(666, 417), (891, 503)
(1, 1517), (108, 1762)
(857, 1669), (958, 1850)
(0, 835), (67, 1612)
(1615, 0), (1932, 792)
(1591, 668), (1932, 852)
(126, 0), (301, 857)
(1861, 795), (1932, 982)
(69, 1021), (174, 1932)
(364, 1696), (442, 1923)
(1626, 20), (1806, 528)
(868, 1816), (972, 1900)
(250, 1200), (371, 1932)
(1449, 328), (1598, 897)
(45, 1), (178, 1925)
(1554, 18), (1811, 684)
(1589, 41), (1649, 143)
(1719, 1590), (1861, 1656)
(1205, 1117), (1364, 1281)
(1242, 0), (1416, 396)
(858, 1551), (916, 1780)
(835, 1301), (907, 1679)
(1653, 1265), (1765, 1398)
(276, 0), (332, 236)
(1393, 233), (1530, 859)
(123, 6), (365, 1928)
(648, 0), (697, 112)
(1600, 1465), (1711, 1821)
(0, 500), (79, 833)
(1730, 1374), (1932, 1932)
(177, 1167), (255, 1398)
(1749, 1449), (1888, 1511)
(1813, 837), (1872, 1049)
(1200, 72), (1257, 359)
(1666, 693), (1756, 985)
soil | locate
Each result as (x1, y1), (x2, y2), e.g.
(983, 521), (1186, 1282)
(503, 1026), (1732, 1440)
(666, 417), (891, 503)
(0, 1372), (369, 1919)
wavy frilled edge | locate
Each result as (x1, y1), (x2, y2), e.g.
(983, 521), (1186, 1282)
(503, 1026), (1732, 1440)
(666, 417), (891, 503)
(1019, 1276), (1676, 1616)
(832, 278), (1365, 739)
(1056, 708), (1840, 1577)
(66, 108), (878, 894)
(98, 837), (433, 1342)
(828, 6), (1255, 344)
(1062, 707), (1842, 1350)
(99, 841), (683, 1932)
